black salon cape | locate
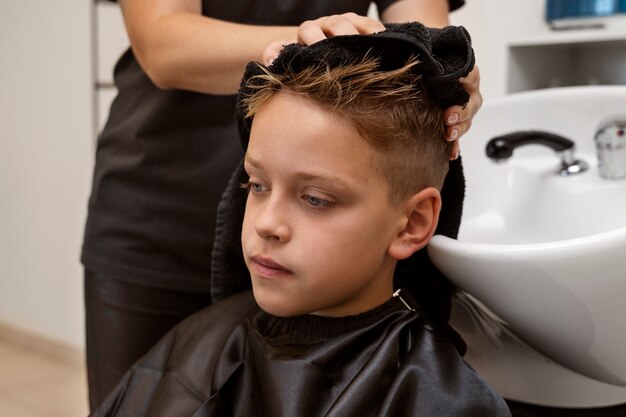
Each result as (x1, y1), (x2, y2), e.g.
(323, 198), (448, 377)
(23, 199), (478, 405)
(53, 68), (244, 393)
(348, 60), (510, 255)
(91, 291), (510, 417)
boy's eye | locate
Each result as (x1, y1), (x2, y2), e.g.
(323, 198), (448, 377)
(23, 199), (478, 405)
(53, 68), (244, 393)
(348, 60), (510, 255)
(303, 195), (334, 209)
(241, 181), (267, 194)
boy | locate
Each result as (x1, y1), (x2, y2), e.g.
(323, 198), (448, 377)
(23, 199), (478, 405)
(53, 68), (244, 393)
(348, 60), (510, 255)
(90, 23), (511, 417)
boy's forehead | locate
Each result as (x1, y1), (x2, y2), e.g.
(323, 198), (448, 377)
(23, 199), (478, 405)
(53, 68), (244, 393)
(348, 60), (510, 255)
(251, 91), (356, 140)
(246, 92), (389, 190)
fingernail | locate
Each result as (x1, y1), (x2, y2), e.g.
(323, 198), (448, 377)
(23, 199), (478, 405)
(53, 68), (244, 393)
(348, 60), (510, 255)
(447, 113), (459, 124)
(448, 128), (459, 141)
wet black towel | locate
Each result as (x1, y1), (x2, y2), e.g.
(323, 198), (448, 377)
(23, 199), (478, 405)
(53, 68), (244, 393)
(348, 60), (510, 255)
(210, 22), (473, 346)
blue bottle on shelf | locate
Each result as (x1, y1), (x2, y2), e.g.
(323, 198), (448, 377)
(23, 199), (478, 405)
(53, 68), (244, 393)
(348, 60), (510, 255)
(546, 0), (625, 21)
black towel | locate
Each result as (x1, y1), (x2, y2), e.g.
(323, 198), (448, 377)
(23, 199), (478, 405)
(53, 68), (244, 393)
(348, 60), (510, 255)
(211, 22), (473, 351)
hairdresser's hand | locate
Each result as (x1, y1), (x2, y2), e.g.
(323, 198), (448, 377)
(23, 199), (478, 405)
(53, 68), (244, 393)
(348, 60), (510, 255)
(298, 13), (385, 44)
(444, 65), (482, 160)
(263, 13), (384, 66)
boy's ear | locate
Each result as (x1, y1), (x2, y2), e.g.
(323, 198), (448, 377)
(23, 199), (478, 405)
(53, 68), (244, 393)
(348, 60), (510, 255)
(388, 187), (441, 260)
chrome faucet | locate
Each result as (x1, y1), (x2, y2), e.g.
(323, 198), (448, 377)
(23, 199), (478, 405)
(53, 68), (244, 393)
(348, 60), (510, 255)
(485, 130), (588, 176)
(595, 116), (626, 179)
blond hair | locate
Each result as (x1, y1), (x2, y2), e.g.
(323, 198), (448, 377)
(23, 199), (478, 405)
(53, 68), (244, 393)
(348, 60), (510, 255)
(242, 54), (450, 204)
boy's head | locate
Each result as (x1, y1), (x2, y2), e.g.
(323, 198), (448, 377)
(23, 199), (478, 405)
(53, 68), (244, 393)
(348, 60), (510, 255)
(239, 52), (450, 318)
(210, 22), (473, 332)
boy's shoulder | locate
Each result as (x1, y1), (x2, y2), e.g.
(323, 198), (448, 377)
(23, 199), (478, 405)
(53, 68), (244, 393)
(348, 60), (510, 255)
(90, 291), (259, 417)
(165, 290), (257, 360)
(176, 290), (257, 336)
(136, 291), (258, 392)
(395, 318), (512, 416)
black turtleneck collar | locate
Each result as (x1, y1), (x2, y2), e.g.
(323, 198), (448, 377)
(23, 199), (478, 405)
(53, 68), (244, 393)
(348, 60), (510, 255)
(251, 291), (417, 342)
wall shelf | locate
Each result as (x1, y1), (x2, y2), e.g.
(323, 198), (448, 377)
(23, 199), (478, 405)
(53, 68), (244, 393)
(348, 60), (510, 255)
(507, 27), (626, 93)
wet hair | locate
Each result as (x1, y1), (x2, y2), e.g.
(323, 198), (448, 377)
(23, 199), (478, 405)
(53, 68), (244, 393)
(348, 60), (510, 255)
(241, 53), (451, 204)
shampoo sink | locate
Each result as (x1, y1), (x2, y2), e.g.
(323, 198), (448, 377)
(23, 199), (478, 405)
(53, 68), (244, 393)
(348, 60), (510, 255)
(428, 86), (626, 407)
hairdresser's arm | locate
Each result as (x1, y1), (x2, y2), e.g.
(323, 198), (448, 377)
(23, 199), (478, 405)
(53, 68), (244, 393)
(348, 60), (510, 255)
(381, 0), (450, 28)
(382, 0), (483, 156)
(119, 0), (297, 94)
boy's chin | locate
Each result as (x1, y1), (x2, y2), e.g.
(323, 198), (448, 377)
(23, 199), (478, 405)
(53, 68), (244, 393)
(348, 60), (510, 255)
(256, 301), (303, 318)
(251, 287), (303, 317)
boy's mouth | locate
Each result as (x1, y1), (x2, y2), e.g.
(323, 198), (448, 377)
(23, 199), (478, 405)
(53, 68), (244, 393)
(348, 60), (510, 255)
(249, 255), (293, 279)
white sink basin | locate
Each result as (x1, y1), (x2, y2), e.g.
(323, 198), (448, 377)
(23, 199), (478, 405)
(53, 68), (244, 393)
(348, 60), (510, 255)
(427, 86), (626, 407)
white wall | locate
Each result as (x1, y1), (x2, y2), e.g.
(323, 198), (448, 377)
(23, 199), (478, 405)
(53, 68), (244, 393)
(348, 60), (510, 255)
(450, 0), (549, 100)
(0, 1), (94, 348)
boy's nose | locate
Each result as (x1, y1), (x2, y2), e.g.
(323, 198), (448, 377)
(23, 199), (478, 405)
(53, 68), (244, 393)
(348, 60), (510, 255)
(254, 198), (291, 242)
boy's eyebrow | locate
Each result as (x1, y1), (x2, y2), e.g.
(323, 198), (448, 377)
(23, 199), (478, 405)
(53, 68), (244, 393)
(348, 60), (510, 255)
(244, 154), (263, 168)
(245, 154), (353, 190)
(293, 170), (352, 190)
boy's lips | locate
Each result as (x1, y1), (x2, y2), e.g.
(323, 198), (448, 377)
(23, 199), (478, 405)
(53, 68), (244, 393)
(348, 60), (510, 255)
(249, 255), (293, 279)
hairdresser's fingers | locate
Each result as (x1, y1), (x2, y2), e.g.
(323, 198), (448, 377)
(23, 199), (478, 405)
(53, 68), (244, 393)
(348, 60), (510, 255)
(446, 119), (471, 159)
(298, 20), (329, 45)
(298, 16), (360, 45)
(444, 107), (460, 136)
(264, 12), (383, 66)
(444, 66), (482, 141)
(319, 13), (385, 36)
(443, 108), (464, 140)
(298, 13), (385, 45)
(263, 41), (291, 66)
(443, 66), (482, 141)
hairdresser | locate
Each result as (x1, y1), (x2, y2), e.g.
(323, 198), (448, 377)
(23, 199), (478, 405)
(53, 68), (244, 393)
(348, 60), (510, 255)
(82, 0), (480, 410)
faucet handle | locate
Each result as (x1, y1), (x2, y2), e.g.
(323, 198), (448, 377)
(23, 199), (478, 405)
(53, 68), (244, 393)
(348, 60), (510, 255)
(595, 116), (626, 179)
(486, 130), (574, 161)
(485, 130), (588, 176)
